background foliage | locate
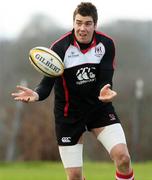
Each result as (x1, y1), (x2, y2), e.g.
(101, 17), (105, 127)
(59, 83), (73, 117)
(0, 14), (152, 161)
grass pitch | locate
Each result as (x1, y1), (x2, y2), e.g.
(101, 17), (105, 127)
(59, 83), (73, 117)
(0, 161), (151, 180)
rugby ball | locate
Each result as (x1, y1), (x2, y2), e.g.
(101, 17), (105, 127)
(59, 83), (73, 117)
(29, 46), (64, 77)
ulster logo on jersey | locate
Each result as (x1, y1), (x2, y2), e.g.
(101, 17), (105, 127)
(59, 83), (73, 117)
(76, 67), (96, 85)
(94, 43), (105, 57)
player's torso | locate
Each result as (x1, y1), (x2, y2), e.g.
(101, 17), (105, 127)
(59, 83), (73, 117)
(63, 42), (105, 94)
(51, 31), (113, 114)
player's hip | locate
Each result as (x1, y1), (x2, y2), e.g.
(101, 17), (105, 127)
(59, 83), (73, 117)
(54, 104), (120, 145)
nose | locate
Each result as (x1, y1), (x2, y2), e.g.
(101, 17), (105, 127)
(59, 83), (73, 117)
(80, 24), (86, 31)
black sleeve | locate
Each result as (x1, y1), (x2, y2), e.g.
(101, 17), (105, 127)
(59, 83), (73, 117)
(51, 43), (64, 61)
(98, 38), (115, 90)
(98, 70), (114, 89)
(50, 34), (71, 62)
(100, 38), (115, 70)
(35, 76), (55, 101)
(35, 40), (65, 101)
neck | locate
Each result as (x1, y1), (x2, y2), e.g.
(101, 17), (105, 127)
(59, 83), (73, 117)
(76, 37), (93, 50)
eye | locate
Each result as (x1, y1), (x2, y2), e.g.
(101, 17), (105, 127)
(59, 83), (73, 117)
(76, 22), (82, 26)
(85, 22), (93, 26)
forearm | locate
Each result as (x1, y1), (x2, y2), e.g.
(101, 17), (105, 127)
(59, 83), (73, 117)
(35, 76), (55, 101)
(98, 70), (114, 90)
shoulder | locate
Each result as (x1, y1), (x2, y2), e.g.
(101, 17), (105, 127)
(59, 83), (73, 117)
(95, 31), (116, 69)
(95, 31), (115, 47)
(49, 31), (72, 60)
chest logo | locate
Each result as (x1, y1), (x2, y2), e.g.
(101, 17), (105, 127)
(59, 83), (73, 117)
(76, 67), (96, 85)
(95, 46), (105, 57)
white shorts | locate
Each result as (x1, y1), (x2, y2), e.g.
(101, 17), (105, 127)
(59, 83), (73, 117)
(97, 123), (127, 153)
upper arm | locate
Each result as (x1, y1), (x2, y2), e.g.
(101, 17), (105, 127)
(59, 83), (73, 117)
(98, 39), (116, 89)
(100, 39), (115, 70)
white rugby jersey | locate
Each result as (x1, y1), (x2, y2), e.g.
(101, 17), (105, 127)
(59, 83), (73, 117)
(35, 30), (116, 118)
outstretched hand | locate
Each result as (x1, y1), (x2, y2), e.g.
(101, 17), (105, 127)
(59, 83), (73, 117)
(11, 85), (39, 103)
(98, 84), (117, 102)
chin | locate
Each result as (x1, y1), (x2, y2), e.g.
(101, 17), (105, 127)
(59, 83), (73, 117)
(78, 38), (89, 44)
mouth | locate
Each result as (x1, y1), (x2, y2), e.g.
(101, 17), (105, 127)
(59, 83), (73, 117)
(79, 33), (87, 38)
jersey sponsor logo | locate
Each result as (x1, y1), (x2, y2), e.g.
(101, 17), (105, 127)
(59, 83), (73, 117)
(68, 51), (79, 58)
(76, 67), (96, 85)
(61, 137), (71, 143)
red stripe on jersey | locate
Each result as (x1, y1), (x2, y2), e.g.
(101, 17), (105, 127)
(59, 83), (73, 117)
(49, 31), (72, 49)
(96, 31), (114, 40)
(73, 40), (79, 49)
(62, 76), (69, 117)
(81, 38), (96, 54)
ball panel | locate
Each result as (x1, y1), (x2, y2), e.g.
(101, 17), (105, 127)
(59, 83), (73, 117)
(34, 47), (62, 64)
(29, 56), (52, 77)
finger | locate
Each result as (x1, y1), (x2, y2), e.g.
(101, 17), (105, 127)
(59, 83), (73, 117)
(98, 91), (117, 101)
(14, 96), (27, 101)
(104, 84), (111, 89)
(22, 98), (30, 103)
(14, 97), (23, 101)
(11, 92), (20, 97)
(100, 84), (111, 92)
(98, 96), (110, 102)
(16, 85), (29, 91)
(111, 91), (117, 96)
(26, 97), (30, 102)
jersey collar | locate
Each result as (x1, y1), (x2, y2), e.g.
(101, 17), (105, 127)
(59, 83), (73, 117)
(71, 29), (97, 54)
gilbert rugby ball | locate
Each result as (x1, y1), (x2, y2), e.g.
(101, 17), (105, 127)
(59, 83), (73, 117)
(29, 46), (64, 77)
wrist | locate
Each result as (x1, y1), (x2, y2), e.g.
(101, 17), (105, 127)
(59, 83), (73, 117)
(33, 92), (39, 101)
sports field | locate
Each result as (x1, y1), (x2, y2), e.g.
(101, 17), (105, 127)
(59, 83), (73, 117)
(0, 161), (151, 180)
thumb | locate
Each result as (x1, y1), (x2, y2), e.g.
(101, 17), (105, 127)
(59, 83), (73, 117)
(101, 84), (111, 91)
(105, 84), (111, 88)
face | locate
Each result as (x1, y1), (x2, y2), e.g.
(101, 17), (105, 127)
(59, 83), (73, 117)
(73, 14), (97, 44)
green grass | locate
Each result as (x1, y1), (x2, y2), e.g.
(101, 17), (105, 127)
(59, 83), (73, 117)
(0, 161), (151, 180)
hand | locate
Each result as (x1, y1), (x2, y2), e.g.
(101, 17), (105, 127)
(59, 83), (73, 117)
(11, 85), (39, 103)
(98, 84), (117, 102)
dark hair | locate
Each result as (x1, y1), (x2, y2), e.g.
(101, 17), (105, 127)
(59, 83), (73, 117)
(73, 2), (98, 25)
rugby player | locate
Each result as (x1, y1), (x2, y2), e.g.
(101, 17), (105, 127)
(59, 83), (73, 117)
(12, 2), (134, 180)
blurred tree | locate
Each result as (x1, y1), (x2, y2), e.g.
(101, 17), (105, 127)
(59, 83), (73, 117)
(0, 16), (152, 161)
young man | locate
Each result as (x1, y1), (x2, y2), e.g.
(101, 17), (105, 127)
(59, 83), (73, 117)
(12, 2), (134, 180)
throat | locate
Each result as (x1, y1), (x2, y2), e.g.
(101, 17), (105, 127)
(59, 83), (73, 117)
(76, 39), (93, 50)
